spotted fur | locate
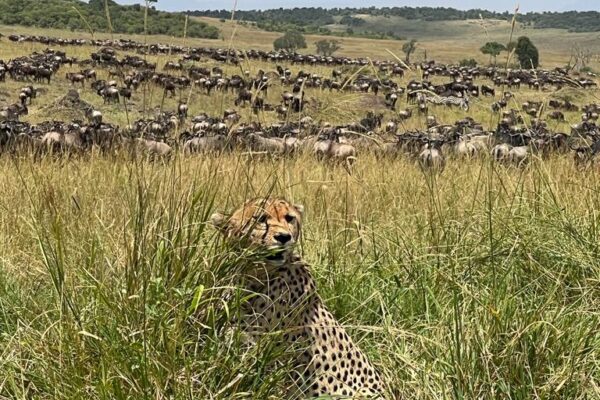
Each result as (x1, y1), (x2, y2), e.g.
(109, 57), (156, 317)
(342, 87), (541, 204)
(211, 198), (386, 398)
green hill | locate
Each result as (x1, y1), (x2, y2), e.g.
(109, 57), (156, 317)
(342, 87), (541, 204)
(192, 7), (600, 36)
(0, 0), (219, 39)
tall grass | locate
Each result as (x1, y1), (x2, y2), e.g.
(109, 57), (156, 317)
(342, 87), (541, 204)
(0, 152), (598, 398)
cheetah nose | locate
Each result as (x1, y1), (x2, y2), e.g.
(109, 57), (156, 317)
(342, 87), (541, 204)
(274, 233), (292, 244)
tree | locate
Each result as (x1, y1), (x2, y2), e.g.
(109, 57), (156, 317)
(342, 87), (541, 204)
(460, 58), (477, 67)
(273, 30), (307, 52)
(514, 36), (539, 69)
(480, 41), (506, 65)
(0, 0), (218, 39)
(402, 39), (417, 63)
(340, 15), (365, 26)
(568, 45), (593, 72)
(144, 0), (158, 40)
(315, 39), (341, 56)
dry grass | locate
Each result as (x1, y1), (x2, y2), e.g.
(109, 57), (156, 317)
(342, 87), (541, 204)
(1, 28), (597, 132)
(326, 14), (600, 68)
(0, 152), (599, 399)
(5, 14), (600, 68)
(0, 20), (599, 400)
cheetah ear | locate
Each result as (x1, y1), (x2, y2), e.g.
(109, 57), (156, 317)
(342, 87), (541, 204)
(210, 212), (229, 232)
(293, 204), (304, 217)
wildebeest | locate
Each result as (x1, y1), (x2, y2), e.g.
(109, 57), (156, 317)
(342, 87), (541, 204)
(455, 137), (477, 159)
(40, 127), (85, 153)
(182, 134), (228, 154)
(418, 140), (445, 172)
(313, 132), (357, 166)
(508, 146), (530, 166)
(492, 143), (512, 163)
(234, 89), (253, 106)
(178, 102), (189, 121)
(98, 86), (120, 104)
(85, 108), (103, 125)
(245, 133), (299, 155)
(131, 137), (172, 158)
(66, 72), (86, 87)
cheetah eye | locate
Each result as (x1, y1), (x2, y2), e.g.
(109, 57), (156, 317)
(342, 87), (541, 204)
(285, 214), (295, 223)
(257, 214), (268, 224)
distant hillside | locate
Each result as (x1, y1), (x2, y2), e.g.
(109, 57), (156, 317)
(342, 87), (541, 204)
(0, 0), (219, 39)
(191, 7), (600, 35)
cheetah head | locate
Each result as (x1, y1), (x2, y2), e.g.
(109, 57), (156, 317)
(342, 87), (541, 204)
(211, 198), (304, 264)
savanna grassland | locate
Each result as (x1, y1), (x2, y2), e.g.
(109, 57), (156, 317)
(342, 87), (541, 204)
(0, 17), (599, 400)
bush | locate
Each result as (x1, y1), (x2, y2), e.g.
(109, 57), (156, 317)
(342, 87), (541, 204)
(514, 36), (540, 69)
(273, 30), (307, 52)
(459, 58), (478, 67)
(315, 39), (341, 56)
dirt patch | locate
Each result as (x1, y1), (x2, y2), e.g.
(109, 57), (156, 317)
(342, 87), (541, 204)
(359, 93), (386, 110)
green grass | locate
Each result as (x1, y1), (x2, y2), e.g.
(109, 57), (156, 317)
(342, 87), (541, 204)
(0, 22), (599, 399)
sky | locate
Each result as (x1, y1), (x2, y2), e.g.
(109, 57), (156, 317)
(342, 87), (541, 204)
(113, 0), (598, 13)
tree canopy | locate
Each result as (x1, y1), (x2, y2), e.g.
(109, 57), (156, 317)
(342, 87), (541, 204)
(273, 30), (307, 52)
(480, 42), (506, 65)
(514, 36), (540, 69)
(315, 39), (341, 56)
(340, 15), (365, 27)
(0, 0), (219, 38)
(192, 7), (600, 34)
(459, 58), (478, 67)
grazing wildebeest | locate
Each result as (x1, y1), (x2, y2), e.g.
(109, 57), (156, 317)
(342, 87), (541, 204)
(98, 87), (120, 104)
(66, 72), (86, 87)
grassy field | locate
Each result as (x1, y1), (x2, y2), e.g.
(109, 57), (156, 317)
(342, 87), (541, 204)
(326, 15), (600, 67)
(0, 25), (596, 130)
(5, 13), (600, 68)
(196, 16), (600, 68)
(1, 152), (599, 399)
(0, 19), (599, 399)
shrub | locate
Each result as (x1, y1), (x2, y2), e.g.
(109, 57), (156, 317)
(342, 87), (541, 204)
(459, 58), (478, 67)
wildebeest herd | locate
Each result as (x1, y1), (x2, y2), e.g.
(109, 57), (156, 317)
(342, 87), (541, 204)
(2, 33), (600, 170)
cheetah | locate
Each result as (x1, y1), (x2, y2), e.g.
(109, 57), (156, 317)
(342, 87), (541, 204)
(211, 197), (387, 398)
